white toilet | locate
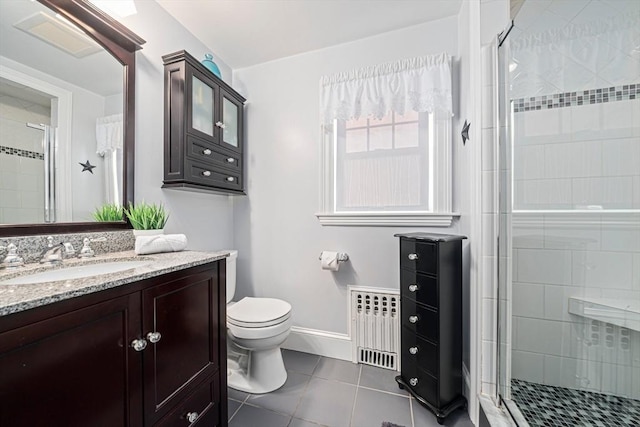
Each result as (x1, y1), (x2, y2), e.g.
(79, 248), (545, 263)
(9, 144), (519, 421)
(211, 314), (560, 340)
(225, 250), (292, 394)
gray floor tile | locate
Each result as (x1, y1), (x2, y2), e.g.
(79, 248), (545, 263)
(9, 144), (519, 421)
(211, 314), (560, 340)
(228, 399), (242, 421)
(412, 400), (472, 427)
(228, 387), (250, 402)
(359, 365), (408, 396)
(312, 357), (361, 385)
(283, 349), (321, 375)
(288, 418), (328, 427)
(229, 404), (292, 427)
(247, 372), (311, 416)
(351, 388), (412, 427)
(294, 377), (357, 427)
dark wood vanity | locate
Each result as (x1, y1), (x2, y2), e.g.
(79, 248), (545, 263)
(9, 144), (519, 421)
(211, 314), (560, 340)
(0, 260), (227, 427)
(162, 51), (246, 195)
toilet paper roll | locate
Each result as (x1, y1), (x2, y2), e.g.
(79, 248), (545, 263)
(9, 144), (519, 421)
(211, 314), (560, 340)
(320, 251), (340, 271)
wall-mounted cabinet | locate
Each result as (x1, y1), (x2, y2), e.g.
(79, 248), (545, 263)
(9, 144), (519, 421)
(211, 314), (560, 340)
(162, 50), (246, 194)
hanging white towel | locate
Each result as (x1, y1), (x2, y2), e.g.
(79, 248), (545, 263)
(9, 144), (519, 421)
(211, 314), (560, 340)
(135, 234), (188, 255)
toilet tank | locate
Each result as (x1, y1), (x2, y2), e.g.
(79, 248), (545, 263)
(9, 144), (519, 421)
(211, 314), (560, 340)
(225, 250), (238, 303)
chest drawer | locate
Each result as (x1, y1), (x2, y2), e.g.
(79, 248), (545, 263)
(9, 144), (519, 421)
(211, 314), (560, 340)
(399, 367), (438, 407)
(401, 326), (438, 377)
(401, 297), (438, 342)
(187, 136), (242, 172)
(187, 160), (242, 191)
(401, 269), (438, 309)
(400, 239), (437, 274)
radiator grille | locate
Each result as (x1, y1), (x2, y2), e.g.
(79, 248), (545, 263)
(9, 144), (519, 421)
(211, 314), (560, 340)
(350, 288), (400, 370)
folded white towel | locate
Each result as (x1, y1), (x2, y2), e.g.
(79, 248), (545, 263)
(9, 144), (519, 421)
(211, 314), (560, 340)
(135, 234), (188, 255)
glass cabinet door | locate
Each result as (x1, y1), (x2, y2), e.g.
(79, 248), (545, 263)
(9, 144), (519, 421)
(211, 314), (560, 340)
(191, 75), (215, 138)
(221, 91), (242, 152)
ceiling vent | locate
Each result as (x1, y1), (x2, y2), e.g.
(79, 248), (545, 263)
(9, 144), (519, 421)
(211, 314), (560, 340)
(14, 12), (101, 58)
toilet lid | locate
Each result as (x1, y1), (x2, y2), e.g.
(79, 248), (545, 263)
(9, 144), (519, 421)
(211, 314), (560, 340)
(227, 297), (291, 328)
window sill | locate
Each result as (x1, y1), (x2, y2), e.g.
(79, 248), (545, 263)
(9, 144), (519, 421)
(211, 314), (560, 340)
(315, 212), (459, 227)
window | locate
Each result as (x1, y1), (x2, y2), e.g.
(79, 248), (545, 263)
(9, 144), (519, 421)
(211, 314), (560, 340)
(317, 54), (456, 226)
(336, 110), (427, 212)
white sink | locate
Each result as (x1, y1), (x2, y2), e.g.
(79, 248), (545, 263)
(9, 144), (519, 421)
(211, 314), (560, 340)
(0, 261), (151, 285)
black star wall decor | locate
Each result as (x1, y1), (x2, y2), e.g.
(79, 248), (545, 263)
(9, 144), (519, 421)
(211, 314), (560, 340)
(461, 120), (470, 145)
(79, 160), (96, 174)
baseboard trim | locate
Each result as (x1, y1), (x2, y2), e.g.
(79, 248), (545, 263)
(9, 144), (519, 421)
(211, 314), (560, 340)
(282, 326), (352, 361)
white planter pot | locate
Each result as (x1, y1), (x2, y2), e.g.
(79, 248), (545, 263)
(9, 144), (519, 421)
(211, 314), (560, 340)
(133, 229), (164, 237)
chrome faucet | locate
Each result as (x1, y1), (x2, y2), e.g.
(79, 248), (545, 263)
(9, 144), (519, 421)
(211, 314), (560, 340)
(1, 243), (24, 269)
(39, 236), (75, 265)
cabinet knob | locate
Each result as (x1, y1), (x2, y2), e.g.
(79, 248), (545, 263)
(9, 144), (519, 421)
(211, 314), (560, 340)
(226, 157), (235, 163)
(202, 170), (211, 177)
(409, 377), (419, 387)
(409, 346), (419, 355)
(408, 284), (418, 293)
(147, 331), (162, 344)
(131, 338), (147, 352)
(408, 253), (419, 261)
(226, 177), (235, 182)
(408, 315), (419, 324)
(215, 121), (226, 129)
(202, 149), (212, 155)
(186, 412), (199, 423)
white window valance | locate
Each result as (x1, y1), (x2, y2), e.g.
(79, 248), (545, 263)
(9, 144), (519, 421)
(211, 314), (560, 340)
(320, 53), (453, 125)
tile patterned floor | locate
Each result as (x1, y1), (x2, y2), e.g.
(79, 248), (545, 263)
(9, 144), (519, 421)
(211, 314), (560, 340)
(228, 349), (473, 427)
(511, 378), (640, 427)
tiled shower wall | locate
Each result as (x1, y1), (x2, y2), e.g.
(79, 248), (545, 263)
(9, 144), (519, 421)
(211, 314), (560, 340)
(513, 95), (640, 211)
(0, 92), (49, 224)
(511, 212), (640, 399)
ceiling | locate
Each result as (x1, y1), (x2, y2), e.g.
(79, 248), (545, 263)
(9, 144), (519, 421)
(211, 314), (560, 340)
(156, 0), (462, 69)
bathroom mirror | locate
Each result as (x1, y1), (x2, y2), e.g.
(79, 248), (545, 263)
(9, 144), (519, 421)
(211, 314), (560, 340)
(0, 0), (144, 237)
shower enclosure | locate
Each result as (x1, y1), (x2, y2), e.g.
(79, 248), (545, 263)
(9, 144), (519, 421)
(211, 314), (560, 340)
(497, 1), (639, 426)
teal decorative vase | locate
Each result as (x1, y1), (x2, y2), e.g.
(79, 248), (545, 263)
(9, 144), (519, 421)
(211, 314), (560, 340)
(201, 54), (221, 79)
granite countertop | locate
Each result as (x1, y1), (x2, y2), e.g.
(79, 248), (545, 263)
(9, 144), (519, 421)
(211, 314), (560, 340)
(0, 250), (229, 317)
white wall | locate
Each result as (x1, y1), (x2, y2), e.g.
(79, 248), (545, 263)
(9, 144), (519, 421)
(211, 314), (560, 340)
(232, 18), (460, 338)
(120, 1), (235, 250)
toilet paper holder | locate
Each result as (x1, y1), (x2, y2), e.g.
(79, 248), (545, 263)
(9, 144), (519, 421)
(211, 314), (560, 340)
(318, 252), (349, 262)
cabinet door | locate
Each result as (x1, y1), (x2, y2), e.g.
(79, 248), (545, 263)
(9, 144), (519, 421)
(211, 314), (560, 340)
(0, 294), (142, 427)
(219, 89), (243, 153)
(142, 267), (221, 425)
(188, 68), (219, 144)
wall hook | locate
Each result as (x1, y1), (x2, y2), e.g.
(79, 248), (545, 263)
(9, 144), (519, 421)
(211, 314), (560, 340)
(461, 120), (470, 145)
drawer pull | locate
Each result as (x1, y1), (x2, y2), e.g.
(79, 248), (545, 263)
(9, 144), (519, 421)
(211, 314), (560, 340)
(409, 377), (419, 387)
(408, 315), (419, 324)
(226, 177), (235, 182)
(202, 170), (211, 177)
(186, 411), (199, 423)
(131, 339), (147, 352)
(226, 157), (235, 163)
(146, 331), (161, 344)
(409, 346), (418, 355)
(408, 284), (418, 293)
(202, 148), (212, 155)
(408, 253), (419, 261)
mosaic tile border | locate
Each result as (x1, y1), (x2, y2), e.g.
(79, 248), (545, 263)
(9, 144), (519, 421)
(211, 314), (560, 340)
(513, 83), (639, 113)
(511, 378), (640, 427)
(0, 145), (44, 160)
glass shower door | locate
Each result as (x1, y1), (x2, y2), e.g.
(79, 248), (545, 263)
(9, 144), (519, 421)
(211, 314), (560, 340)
(497, 1), (640, 426)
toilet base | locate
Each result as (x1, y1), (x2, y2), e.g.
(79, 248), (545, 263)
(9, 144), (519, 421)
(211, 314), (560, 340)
(227, 347), (287, 394)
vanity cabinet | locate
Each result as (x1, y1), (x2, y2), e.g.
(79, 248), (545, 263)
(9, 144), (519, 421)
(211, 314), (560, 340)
(0, 261), (227, 427)
(394, 233), (466, 425)
(162, 50), (246, 195)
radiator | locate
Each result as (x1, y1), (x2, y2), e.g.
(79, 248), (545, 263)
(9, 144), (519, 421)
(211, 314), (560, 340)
(350, 287), (400, 371)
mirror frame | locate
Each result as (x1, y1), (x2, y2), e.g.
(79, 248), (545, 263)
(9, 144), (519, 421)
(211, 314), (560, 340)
(0, 0), (145, 237)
